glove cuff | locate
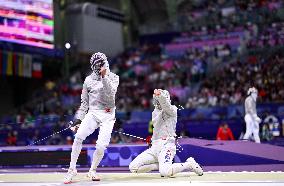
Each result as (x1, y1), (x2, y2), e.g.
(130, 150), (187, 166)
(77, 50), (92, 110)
(70, 119), (81, 127)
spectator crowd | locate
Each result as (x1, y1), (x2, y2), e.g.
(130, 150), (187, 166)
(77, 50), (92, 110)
(1, 0), (284, 146)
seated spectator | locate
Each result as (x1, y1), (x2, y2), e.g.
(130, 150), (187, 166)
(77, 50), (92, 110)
(6, 131), (17, 146)
(110, 134), (122, 144)
(216, 123), (235, 140)
(66, 136), (73, 145)
(261, 124), (273, 141)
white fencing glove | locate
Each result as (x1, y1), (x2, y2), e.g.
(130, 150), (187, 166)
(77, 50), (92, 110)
(253, 115), (261, 123)
(256, 117), (262, 124)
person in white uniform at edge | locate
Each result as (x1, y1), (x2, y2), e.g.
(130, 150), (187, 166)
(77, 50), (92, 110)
(129, 89), (203, 177)
(243, 87), (262, 143)
(64, 52), (119, 183)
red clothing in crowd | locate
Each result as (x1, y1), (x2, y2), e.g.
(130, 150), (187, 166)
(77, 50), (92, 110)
(6, 135), (17, 145)
(216, 126), (235, 140)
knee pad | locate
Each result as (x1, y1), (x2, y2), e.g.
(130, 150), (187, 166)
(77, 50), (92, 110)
(129, 162), (138, 173)
(74, 137), (83, 145)
(95, 145), (105, 155)
(160, 167), (173, 177)
(129, 167), (138, 173)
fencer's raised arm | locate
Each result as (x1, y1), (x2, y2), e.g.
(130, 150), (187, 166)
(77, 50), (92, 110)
(154, 90), (177, 117)
(75, 80), (89, 121)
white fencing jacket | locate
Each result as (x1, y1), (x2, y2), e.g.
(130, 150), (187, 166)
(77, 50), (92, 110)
(75, 72), (119, 121)
(244, 96), (258, 119)
(152, 92), (178, 141)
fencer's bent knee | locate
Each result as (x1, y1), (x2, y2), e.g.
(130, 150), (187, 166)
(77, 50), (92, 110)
(160, 167), (173, 177)
(75, 131), (87, 141)
(129, 161), (139, 173)
(95, 144), (105, 155)
(74, 137), (83, 144)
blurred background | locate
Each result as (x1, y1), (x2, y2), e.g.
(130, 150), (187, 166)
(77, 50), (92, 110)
(0, 0), (284, 148)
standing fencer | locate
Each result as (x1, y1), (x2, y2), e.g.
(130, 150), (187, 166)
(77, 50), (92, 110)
(64, 52), (119, 183)
(243, 87), (261, 143)
(129, 89), (203, 177)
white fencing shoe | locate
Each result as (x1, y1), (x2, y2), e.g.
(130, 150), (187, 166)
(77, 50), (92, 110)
(186, 157), (204, 176)
(63, 168), (77, 184)
(87, 170), (100, 181)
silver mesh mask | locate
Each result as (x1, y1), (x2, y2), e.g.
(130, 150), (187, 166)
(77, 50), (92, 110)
(90, 52), (107, 77)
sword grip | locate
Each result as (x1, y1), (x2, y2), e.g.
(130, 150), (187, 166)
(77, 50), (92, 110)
(69, 119), (81, 127)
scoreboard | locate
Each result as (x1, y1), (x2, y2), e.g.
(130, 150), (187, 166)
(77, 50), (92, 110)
(0, 0), (54, 49)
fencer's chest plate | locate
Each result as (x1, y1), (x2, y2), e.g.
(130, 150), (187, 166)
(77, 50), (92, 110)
(87, 80), (103, 95)
(152, 110), (168, 127)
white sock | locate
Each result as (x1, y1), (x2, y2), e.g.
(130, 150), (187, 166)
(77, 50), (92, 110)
(171, 162), (189, 175)
(90, 147), (105, 171)
(253, 133), (260, 143)
(69, 138), (83, 170)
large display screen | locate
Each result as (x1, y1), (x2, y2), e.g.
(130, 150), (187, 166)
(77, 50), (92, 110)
(0, 0), (54, 49)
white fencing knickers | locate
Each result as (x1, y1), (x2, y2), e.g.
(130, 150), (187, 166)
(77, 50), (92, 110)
(69, 109), (115, 171)
(129, 137), (191, 177)
(243, 114), (260, 143)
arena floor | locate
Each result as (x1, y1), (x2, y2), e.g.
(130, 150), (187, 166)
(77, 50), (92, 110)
(0, 172), (284, 186)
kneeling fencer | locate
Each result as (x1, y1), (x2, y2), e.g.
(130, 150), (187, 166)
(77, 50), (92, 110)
(243, 87), (261, 143)
(64, 52), (119, 183)
(129, 89), (203, 177)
